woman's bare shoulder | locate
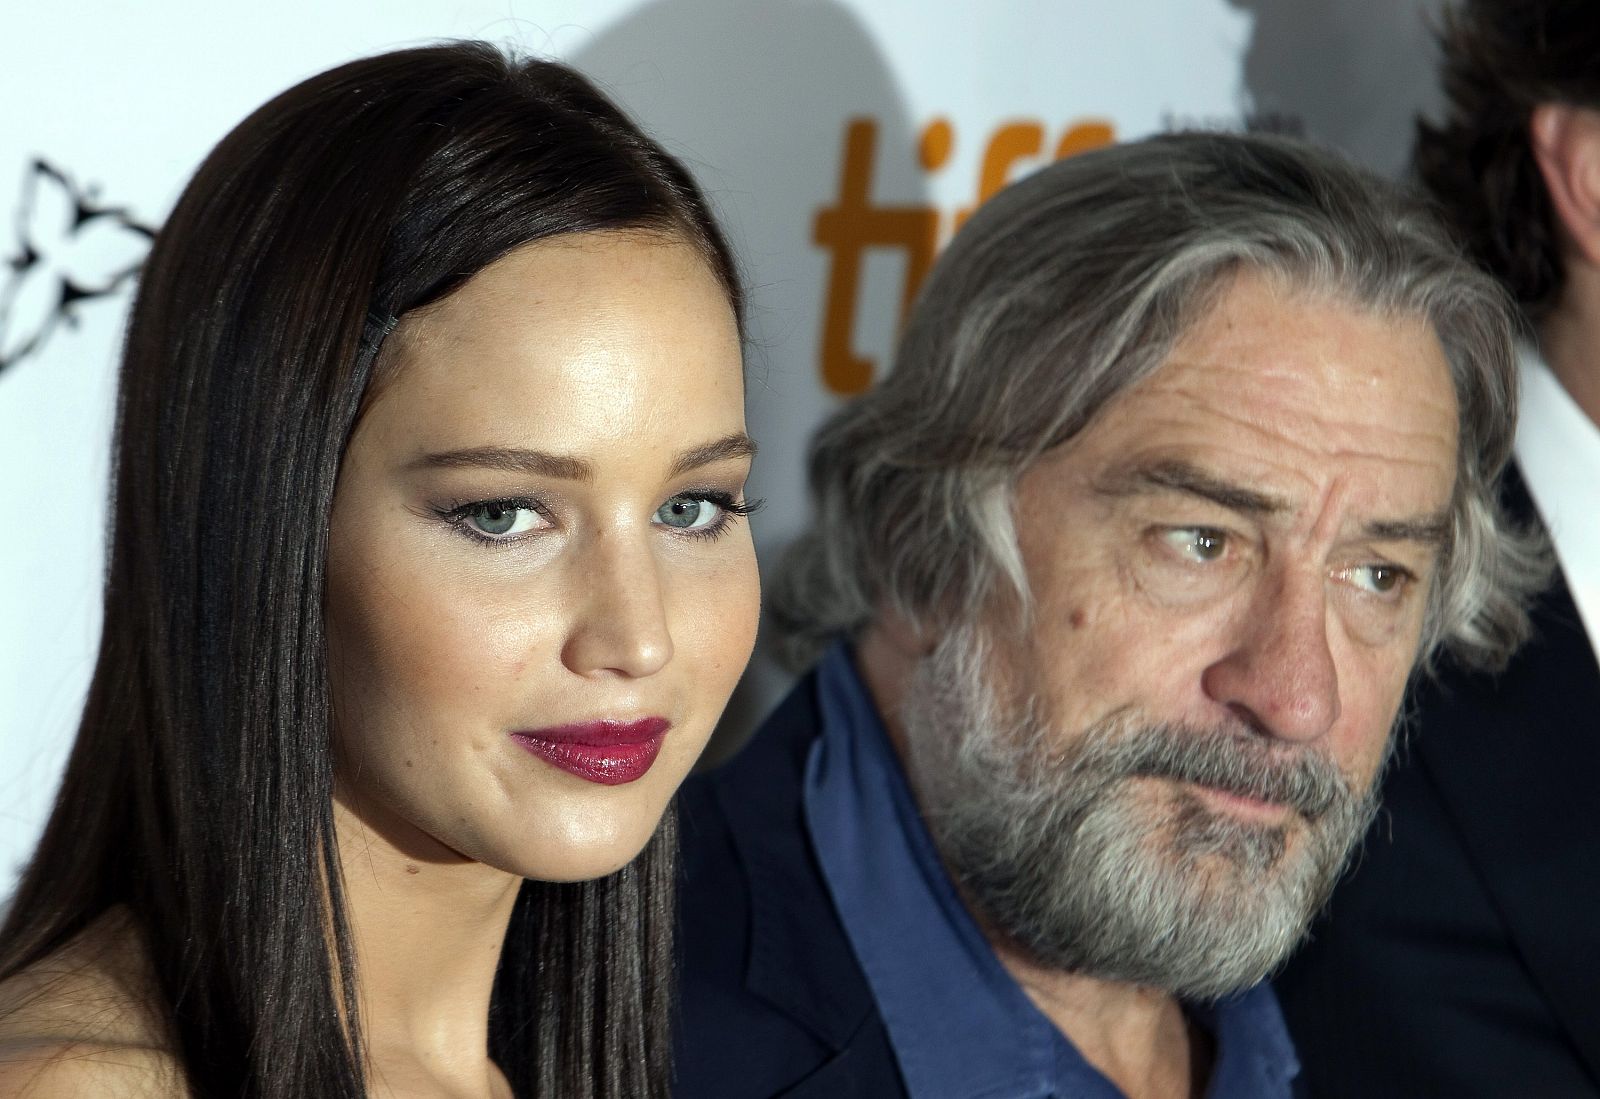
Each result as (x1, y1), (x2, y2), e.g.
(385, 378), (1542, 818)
(0, 908), (186, 1097)
(0, 1040), (181, 1098)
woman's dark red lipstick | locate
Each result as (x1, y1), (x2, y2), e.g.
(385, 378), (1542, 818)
(510, 718), (670, 786)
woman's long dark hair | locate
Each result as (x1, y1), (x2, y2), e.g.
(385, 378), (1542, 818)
(0, 42), (740, 1098)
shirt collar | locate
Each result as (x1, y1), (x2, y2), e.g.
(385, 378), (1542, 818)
(800, 642), (1299, 1099)
(1516, 344), (1600, 649)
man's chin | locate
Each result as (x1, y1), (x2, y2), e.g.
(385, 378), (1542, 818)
(977, 798), (1335, 1000)
(1006, 884), (1319, 1001)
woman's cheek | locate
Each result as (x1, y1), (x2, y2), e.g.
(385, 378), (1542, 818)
(699, 543), (761, 669)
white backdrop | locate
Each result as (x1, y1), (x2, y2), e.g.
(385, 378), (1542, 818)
(0, 0), (1443, 898)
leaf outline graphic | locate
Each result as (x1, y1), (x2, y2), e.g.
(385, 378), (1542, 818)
(0, 159), (155, 375)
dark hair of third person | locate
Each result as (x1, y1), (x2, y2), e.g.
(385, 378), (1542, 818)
(1415, 0), (1600, 320)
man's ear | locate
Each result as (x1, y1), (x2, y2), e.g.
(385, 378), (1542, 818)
(854, 605), (936, 748)
(869, 603), (937, 660)
(1530, 103), (1600, 268)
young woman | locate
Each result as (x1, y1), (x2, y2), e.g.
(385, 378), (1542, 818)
(0, 42), (760, 1099)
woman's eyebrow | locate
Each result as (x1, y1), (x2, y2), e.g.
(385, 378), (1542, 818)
(668, 432), (757, 477)
(408, 447), (593, 482)
(405, 432), (756, 482)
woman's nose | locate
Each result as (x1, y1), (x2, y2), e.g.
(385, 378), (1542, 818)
(559, 531), (673, 679)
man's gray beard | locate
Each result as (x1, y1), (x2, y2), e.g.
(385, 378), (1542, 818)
(900, 623), (1382, 1001)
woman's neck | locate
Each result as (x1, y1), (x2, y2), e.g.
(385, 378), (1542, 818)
(333, 789), (521, 1098)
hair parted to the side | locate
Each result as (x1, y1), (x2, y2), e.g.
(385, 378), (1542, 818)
(772, 132), (1546, 679)
(1414, 0), (1600, 320)
(0, 42), (740, 1099)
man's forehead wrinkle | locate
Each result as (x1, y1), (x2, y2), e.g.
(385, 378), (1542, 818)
(1151, 357), (1446, 417)
(1131, 373), (1456, 472)
(1157, 319), (1456, 396)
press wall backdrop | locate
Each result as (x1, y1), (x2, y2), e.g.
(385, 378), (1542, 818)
(0, 0), (1445, 897)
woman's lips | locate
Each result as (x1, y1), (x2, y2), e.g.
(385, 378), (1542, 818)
(510, 718), (670, 786)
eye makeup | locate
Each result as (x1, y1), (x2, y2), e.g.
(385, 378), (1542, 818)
(427, 489), (762, 548)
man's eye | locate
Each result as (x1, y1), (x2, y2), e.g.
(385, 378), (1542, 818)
(1162, 527), (1228, 563)
(464, 502), (542, 538)
(655, 495), (723, 531)
(1347, 563), (1409, 596)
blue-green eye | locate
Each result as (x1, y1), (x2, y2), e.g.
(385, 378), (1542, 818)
(464, 502), (541, 538)
(655, 495), (722, 531)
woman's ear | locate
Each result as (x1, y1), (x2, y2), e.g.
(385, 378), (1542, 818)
(1530, 103), (1600, 268)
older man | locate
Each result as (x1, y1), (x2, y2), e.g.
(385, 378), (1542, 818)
(1277, 2), (1600, 1094)
(672, 132), (1535, 1099)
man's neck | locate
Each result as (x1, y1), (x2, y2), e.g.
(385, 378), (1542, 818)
(986, 920), (1209, 1099)
(1540, 264), (1600, 430)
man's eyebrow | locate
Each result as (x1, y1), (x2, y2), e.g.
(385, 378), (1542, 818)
(1100, 458), (1453, 547)
(668, 432), (757, 477)
(405, 432), (756, 482)
(1363, 514), (1452, 547)
(1098, 459), (1288, 514)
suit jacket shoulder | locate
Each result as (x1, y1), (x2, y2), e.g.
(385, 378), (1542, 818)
(1276, 563), (1600, 1096)
(673, 674), (907, 1098)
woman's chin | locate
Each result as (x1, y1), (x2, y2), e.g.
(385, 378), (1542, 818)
(472, 812), (667, 884)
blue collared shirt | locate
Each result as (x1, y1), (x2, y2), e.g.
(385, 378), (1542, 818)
(801, 643), (1302, 1099)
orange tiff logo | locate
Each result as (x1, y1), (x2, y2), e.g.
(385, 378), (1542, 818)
(814, 116), (1114, 395)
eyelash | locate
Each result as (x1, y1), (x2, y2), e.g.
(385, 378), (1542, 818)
(431, 491), (763, 548)
(674, 490), (765, 542)
(431, 495), (545, 548)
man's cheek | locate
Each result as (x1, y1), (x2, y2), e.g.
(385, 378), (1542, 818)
(1329, 699), (1399, 788)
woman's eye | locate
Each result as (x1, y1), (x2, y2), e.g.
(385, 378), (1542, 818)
(464, 502), (542, 538)
(655, 495), (722, 531)
(1162, 527), (1228, 563)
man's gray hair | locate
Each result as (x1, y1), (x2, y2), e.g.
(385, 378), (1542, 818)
(773, 132), (1546, 674)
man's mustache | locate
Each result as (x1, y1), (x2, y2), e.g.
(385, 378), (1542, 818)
(1066, 720), (1353, 821)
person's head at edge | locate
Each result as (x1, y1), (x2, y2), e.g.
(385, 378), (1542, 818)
(0, 42), (759, 1098)
(1416, 0), (1600, 409)
(772, 133), (1542, 1014)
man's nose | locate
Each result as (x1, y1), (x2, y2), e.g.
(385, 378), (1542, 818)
(1200, 568), (1341, 743)
(559, 530), (673, 680)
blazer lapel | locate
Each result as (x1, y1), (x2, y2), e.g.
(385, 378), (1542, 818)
(771, 1014), (905, 1098)
(709, 674), (879, 1052)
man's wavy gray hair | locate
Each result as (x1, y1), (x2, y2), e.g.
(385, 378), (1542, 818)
(772, 132), (1547, 675)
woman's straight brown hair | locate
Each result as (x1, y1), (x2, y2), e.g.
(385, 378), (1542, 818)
(0, 42), (740, 1098)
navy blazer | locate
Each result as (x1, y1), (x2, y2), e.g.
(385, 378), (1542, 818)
(1276, 472), (1600, 1095)
(672, 672), (909, 1098)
